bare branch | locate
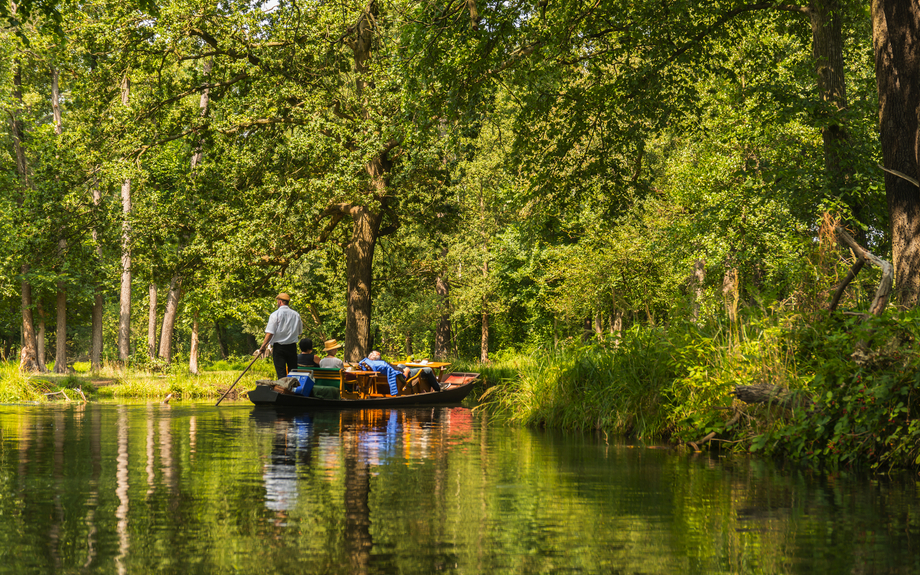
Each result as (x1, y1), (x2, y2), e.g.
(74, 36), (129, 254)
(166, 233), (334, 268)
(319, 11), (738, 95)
(879, 164), (920, 187)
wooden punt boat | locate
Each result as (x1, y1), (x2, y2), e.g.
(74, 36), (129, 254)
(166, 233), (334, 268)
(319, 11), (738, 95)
(246, 369), (479, 409)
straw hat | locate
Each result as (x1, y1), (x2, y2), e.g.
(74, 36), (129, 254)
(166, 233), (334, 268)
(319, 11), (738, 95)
(276, 292), (291, 302)
(322, 339), (343, 352)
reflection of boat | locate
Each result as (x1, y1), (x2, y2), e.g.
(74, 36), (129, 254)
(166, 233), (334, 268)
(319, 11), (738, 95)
(247, 373), (479, 408)
(248, 380), (475, 408)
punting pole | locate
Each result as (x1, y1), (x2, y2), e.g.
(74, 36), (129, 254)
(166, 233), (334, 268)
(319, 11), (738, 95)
(215, 354), (261, 406)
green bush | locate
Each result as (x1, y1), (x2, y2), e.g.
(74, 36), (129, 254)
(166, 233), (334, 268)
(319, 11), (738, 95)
(755, 312), (920, 470)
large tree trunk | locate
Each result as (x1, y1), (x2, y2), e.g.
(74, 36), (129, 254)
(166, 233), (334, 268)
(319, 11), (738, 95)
(872, 0), (920, 307)
(158, 277), (183, 363)
(118, 75), (132, 363)
(147, 284), (158, 359)
(344, 207), (382, 363)
(341, 4), (386, 364)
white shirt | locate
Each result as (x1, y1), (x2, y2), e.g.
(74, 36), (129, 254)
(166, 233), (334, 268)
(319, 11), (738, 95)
(265, 305), (302, 345)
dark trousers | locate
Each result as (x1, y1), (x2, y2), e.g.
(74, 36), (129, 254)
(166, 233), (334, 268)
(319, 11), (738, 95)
(272, 342), (299, 379)
(406, 366), (441, 391)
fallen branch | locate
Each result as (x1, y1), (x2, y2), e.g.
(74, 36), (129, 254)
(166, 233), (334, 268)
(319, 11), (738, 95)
(834, 227), (892, 315)
(44, 389), (71, 401)
(732, 383), (808, 409)
(828, 255), (866, 312)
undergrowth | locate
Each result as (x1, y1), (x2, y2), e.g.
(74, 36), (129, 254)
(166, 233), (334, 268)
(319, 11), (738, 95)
(481, 308), (920, 471)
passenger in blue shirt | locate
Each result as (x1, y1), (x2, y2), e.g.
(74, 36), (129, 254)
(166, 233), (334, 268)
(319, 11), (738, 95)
(360, 351), (444, 395)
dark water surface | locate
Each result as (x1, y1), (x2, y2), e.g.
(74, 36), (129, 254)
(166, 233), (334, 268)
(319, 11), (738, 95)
(0, 402), (918, 574)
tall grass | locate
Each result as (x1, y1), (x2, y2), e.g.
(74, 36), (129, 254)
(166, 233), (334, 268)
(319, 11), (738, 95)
(479, 313), (805, 442)
(0, 363), (47, 403)
(481, 327), (678, 437)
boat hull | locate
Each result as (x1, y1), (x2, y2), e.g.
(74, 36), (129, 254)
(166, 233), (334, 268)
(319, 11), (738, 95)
(247, 381), (475, 408)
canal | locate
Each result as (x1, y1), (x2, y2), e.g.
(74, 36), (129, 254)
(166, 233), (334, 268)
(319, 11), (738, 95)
(0, 402), (917, 574)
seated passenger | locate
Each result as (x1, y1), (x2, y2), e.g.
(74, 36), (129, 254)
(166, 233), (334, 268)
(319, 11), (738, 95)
(297, 338), (320, 368)
(396, 361), (449, 392)
(359, 351), (443, 395)
(319, 339), (345, 369)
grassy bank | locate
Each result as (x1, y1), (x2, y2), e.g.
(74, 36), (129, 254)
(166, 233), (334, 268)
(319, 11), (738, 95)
(477, 309), (920, 471)
(0, 356), (277, 403)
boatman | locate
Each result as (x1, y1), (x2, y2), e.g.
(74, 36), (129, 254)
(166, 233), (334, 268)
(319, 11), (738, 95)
(255, 293), (303, 379)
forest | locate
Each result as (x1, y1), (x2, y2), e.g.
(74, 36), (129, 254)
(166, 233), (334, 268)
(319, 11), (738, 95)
(2, 0), (920, 469)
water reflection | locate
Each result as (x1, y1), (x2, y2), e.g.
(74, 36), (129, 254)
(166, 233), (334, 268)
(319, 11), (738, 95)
(0, 403), (917, 574)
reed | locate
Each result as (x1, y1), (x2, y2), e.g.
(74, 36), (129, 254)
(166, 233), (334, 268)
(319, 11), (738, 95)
(0, 362), (47, 403)
(478, 327), (678, 437)
(479, 311), (805, 441)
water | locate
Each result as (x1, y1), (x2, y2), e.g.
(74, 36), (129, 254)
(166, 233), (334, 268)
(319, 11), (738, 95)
(0, 402), (918, 574)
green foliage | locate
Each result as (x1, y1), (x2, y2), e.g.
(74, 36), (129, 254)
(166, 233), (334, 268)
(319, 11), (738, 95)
(755, 312), (920, 470)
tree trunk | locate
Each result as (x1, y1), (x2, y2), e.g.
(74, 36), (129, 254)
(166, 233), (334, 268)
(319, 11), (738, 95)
(809, 0), (857, 221)
(872, 0), (920, 307)
(339, 1), (388, 364)
(158, 277), (183, 363)
(91, 188), (103, 371)
(610, 310), (623, 348)
(51, 70), (67, 375)
(594, 311), (603, 340)
(54, 285), (66, 374)
(11, 60), (38, 372)
(722, 268), (739, 322)
(434, 267), (452, 360)
(190, 58), (211, 171)
(189, 310), (199, 375)
(691, 259), (705, 322)
(480, 312), (489, 364)
(732, 384), (809, 410)
(182, 58), (212, 374)
(344, 207), (382, 363)
(19, 269), (38, 372)
(215, 321), (229, 359)
(147, 283), (158, 360)
(36, 301), (47, 370)
(118, 75), (132, 363)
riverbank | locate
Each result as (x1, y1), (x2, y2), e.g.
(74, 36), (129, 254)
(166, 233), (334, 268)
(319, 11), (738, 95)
(0, 357), (278, 403)
(4, 315), (918, 472)
(475, 309), (920, 471)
